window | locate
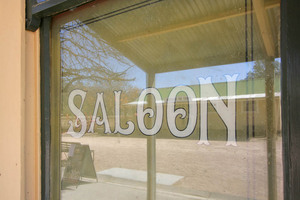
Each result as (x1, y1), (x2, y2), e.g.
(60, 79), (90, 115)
(50, 0), (283, 199)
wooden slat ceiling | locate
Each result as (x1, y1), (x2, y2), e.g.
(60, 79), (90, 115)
(68, 0), (280, 73)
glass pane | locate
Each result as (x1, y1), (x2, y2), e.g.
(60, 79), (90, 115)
(52, 0), (282, 199)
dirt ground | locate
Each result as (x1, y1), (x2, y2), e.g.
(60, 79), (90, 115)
(62, 135), (283, 200)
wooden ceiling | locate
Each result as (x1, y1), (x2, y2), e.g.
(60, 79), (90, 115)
(63, 0), (280, 74)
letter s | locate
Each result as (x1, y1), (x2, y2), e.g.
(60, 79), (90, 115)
(67, 89), (87, 138)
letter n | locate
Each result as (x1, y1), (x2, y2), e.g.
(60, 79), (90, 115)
(198, 74), (238, 146)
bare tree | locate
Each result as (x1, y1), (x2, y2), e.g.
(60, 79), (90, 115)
(60, 21), (135, 92)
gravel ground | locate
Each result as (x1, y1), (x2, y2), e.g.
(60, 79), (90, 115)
(62, 135), (283, 200)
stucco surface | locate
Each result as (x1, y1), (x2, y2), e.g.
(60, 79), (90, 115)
(0, 1), (40, 200)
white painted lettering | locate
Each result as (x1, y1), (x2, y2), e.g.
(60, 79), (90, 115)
(198, 74), (238, 146)
(167, 86), (197, 138)
(67, 89), (87, 138)
(137, 88), (163, 136)
(114, 91), (134, 135)
(88, 93), (112, 133)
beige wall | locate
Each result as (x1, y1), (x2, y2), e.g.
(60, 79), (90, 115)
(0, 1), (40, 200)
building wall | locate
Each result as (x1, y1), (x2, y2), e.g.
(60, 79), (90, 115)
(0, 1), (40, 200)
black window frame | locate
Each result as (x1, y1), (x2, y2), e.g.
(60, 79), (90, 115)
(26, 0), (300, 199)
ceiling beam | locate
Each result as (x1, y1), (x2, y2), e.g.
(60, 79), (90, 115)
(253, 0), (276, 57)
(118, 2), (279, 44)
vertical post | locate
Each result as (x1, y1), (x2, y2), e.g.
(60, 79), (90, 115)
(146, 72), (156, 200)
(265, 58), (277, 200)
(245, 0), (250, 140)
(281, 0), (300, 199)
(40, 17), (51, 200)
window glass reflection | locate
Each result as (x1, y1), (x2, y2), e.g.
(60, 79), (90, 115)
(54, 0), (282, 199)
